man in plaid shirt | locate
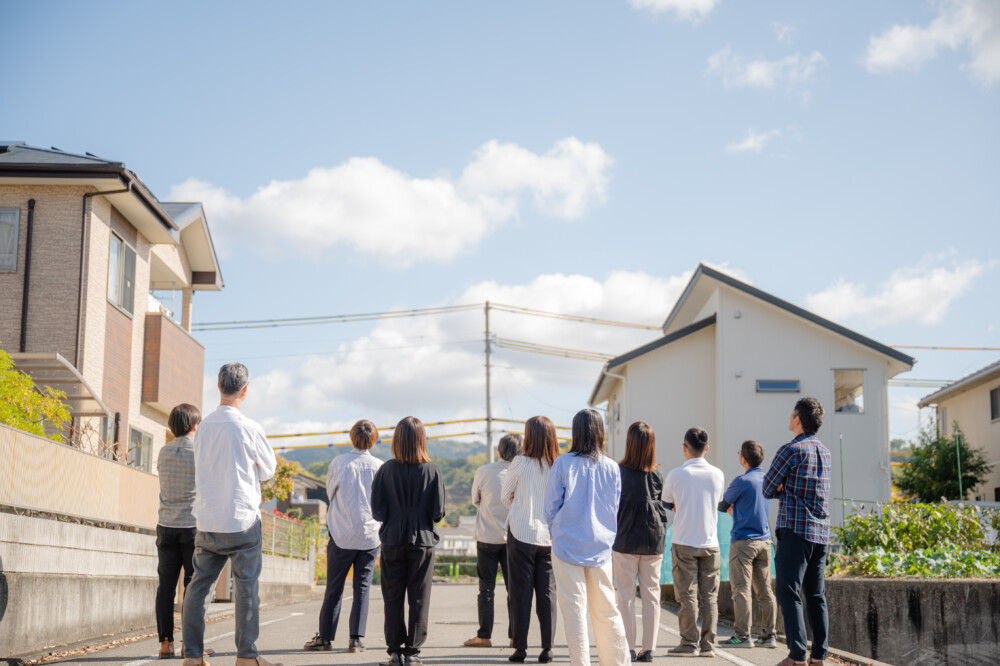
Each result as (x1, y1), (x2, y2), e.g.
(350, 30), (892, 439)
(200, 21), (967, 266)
(763, 397), (830, 666)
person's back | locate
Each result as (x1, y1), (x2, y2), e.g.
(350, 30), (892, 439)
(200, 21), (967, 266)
(158, 434), (196, 529)
(327, 447), (383, 549)
(665, 456), (724, 549)
(473, 459), (511, 543)
(372, 458), (445, 547)
(546, 452), (621, 567)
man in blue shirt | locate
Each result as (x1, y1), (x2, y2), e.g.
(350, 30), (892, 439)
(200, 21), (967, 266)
(717, 440), (776, 649)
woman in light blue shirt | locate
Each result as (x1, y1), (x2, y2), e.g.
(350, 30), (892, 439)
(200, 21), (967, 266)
(544, 409), (630, 666)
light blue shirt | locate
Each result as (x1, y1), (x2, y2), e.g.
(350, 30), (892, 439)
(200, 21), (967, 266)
(326, 448), (383, 550)
(544, 452), (621, 568)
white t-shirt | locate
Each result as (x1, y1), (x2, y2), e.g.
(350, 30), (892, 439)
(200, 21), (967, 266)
(663, 457), (725, 549)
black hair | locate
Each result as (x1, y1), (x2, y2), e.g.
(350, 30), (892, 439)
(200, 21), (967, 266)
(570, 409), (605, 460)
(168, 403), (201, 438)
(794, 397), (824, 434)
(683, 427), (709, 455)
(740, 440), (764, 468)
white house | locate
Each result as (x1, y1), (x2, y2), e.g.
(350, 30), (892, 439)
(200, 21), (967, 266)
(588, 264), (915, 526)
(917, 359), (1000, 501)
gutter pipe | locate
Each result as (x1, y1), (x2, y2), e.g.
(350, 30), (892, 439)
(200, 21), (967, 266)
(18, 199), (34, 352)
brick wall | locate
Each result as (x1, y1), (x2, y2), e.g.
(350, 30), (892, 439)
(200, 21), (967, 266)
(102, 302), (133, 451)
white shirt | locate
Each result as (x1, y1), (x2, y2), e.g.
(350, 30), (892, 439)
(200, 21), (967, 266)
(326, 448), (383, 550)
(472, 460), (511, 545)
(192, 405), (277, 533)
(663, 457), (725, 549)
(501, 455), (551, 546)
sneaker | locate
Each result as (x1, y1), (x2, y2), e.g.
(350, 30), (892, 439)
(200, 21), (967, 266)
(756, 635), (778, 649)
(404, 656), (423, 664)
(380, 654), (404, 666)
(635, 650), (654, 662)
(718, 636), (754, 648)
(464, 636), (492, 647)
(699, 648), (716, 658)
(667, 644), (700, 657)
(303, 634), (332, 651)
(349, 638), (365, 653)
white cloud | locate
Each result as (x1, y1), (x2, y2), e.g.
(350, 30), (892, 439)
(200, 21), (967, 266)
(706, 46), (826, 91)
(865, 0), (1000, 87)
(726, 128), (781, 153)
(805, 256), (988, 326)
(628, 0), (720, 22)
(169, 137), (612, 267)
(771, 21), (796, 44)
(234, 266), (749, 433)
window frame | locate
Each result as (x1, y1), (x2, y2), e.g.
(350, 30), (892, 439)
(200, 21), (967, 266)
(127, 427), (153, 473)
(0, 206), (20, 272)
(990, 386), (1000, 423)
(833, 368), (866, 415)
(755, 379), (801, 393)
(107, 231), (137, 316)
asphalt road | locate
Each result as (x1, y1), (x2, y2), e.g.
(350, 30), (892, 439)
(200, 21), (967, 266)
(45, 584), (834, 666)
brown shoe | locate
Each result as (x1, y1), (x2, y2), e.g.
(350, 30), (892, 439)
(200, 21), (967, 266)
(235, 658), (284, 666)
(182, 660), (208, 666)
(776, 659), (806, 666)
(179, 644), (215, 658)
(464, 636), (492, 647)
(159, 640), (175, 659)
(808, 660), (825, 666)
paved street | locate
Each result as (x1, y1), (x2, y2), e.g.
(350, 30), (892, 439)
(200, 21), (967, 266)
(48, 584), (846, 666)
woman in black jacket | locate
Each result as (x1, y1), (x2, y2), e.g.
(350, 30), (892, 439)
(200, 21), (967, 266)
(612, 421), (668, 663)
(371, 416), (446, 665)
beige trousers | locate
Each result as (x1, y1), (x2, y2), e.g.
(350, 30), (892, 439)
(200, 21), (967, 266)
(612, 552), (662, 653)
(552, 556), (630, 666)
(671, 544), (720, 651)
(729, 539), (776, 639)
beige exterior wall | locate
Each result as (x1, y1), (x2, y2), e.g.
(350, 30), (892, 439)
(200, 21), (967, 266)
(935, 383), (1000, 501)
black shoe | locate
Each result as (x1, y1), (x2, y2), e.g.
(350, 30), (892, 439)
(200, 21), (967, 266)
(509, 649), (527, 663)
(635, 650), (654, 662)
(303, 633), (332, 651)
(349, 638), (365, 653)
(629, 650), (637, 662)
(404, 656), (423, 664)
(538, 648), (553, 663)
(380, 654), (404, 665)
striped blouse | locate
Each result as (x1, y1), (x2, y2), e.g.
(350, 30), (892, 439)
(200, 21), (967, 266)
(501, 455), (552, 546)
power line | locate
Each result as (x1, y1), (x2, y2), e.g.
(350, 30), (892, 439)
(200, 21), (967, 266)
(496, 337), (614, 362)
(193, 303), (482, 332)
(491, 302), (660, 330)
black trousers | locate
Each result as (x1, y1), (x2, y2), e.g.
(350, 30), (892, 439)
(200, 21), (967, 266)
(319, 539), (379, 641)
(155, 525), (196, 642)
(476, 541), (512, 640)
(380, 544), (435, 656)
(506, 531), (556, 651)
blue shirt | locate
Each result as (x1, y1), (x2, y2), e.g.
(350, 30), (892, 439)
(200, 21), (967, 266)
(544, 452), (621, 568)
(723, 467), (770, 542)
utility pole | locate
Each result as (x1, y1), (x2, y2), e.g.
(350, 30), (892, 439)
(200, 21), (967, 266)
(485, 301), (494, 463)
(956, 431), (964, 499)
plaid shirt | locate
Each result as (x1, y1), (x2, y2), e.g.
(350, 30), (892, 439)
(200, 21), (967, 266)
(762, 433), (831, 545)
(157, 435), (197, 528)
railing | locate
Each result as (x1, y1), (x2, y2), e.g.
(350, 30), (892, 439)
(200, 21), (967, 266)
(261, 511), (314, 560)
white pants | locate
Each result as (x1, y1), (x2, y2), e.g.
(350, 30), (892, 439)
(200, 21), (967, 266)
(552, 555), (630, 666)
(612, 552), (663, 653)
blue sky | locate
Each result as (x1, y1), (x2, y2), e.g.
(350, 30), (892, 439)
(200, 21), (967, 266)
(2, 0), (998, 446)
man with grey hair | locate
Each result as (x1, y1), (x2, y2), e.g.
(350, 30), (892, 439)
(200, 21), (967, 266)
(464, 433), (523, 648)
(182, 363), (280, 666)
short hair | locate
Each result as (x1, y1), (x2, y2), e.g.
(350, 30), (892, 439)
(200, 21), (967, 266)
(620, 421), (656, 472)
(392, 416), (430, 464)
(794, 397), (825, 435)
(497, 433), (523, 462)
(523, 416), (559, 467)
(740, 440), (764, 468)
(218, 362), (250, 396)
(570, 409), (605, 460)
(684, 427), (709, 455)
(168, 403), (201, 438)
(350, 420), (379, 450)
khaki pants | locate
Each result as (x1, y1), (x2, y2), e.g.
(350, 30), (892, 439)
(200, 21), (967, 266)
(729, 539), (776, 640)
(552, 555), (630, 666)
(612, 552), (662, 653)
(671, 544), (719, 651)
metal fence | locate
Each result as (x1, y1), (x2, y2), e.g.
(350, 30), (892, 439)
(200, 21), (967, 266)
(261, 511), (313, 559)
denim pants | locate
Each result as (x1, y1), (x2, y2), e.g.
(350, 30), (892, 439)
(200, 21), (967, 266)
(319, 539), (379, 641)
(182, 519), (263, 658)
(774, 528), (829, 662)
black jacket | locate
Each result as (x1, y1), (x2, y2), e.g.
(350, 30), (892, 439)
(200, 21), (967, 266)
(612, 466), (668, 556)
(371, 459), (446, 547)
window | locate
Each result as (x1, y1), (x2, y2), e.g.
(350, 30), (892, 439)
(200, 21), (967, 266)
(834, 369), (865, 414)
(0, 207), (19, 272)
(108, 232), (136, 314)
(755, 379), (800, 393)
(991, 387), (1000, 422)
(128, 428), (152, 473)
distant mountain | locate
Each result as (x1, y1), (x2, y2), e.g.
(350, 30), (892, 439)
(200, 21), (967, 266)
(282, 438), (487, 468)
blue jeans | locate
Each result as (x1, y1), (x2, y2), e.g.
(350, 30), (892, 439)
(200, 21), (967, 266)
(774, 528), (828, 662)
(182, 519), (263, 658)
(319, 539), (379, 641)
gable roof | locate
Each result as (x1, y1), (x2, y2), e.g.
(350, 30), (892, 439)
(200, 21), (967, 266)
(664, 264), (915, 368)
(588, 314), (717, 406)
(917, 359), (1000, 407)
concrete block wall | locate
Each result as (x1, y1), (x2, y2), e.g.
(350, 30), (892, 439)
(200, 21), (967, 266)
(0, 513), (315, 658)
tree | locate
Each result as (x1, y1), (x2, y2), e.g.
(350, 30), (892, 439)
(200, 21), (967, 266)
(261, 455), (302, 502)
(0, 348), (70, 442)
(897, 424), (993, 502)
